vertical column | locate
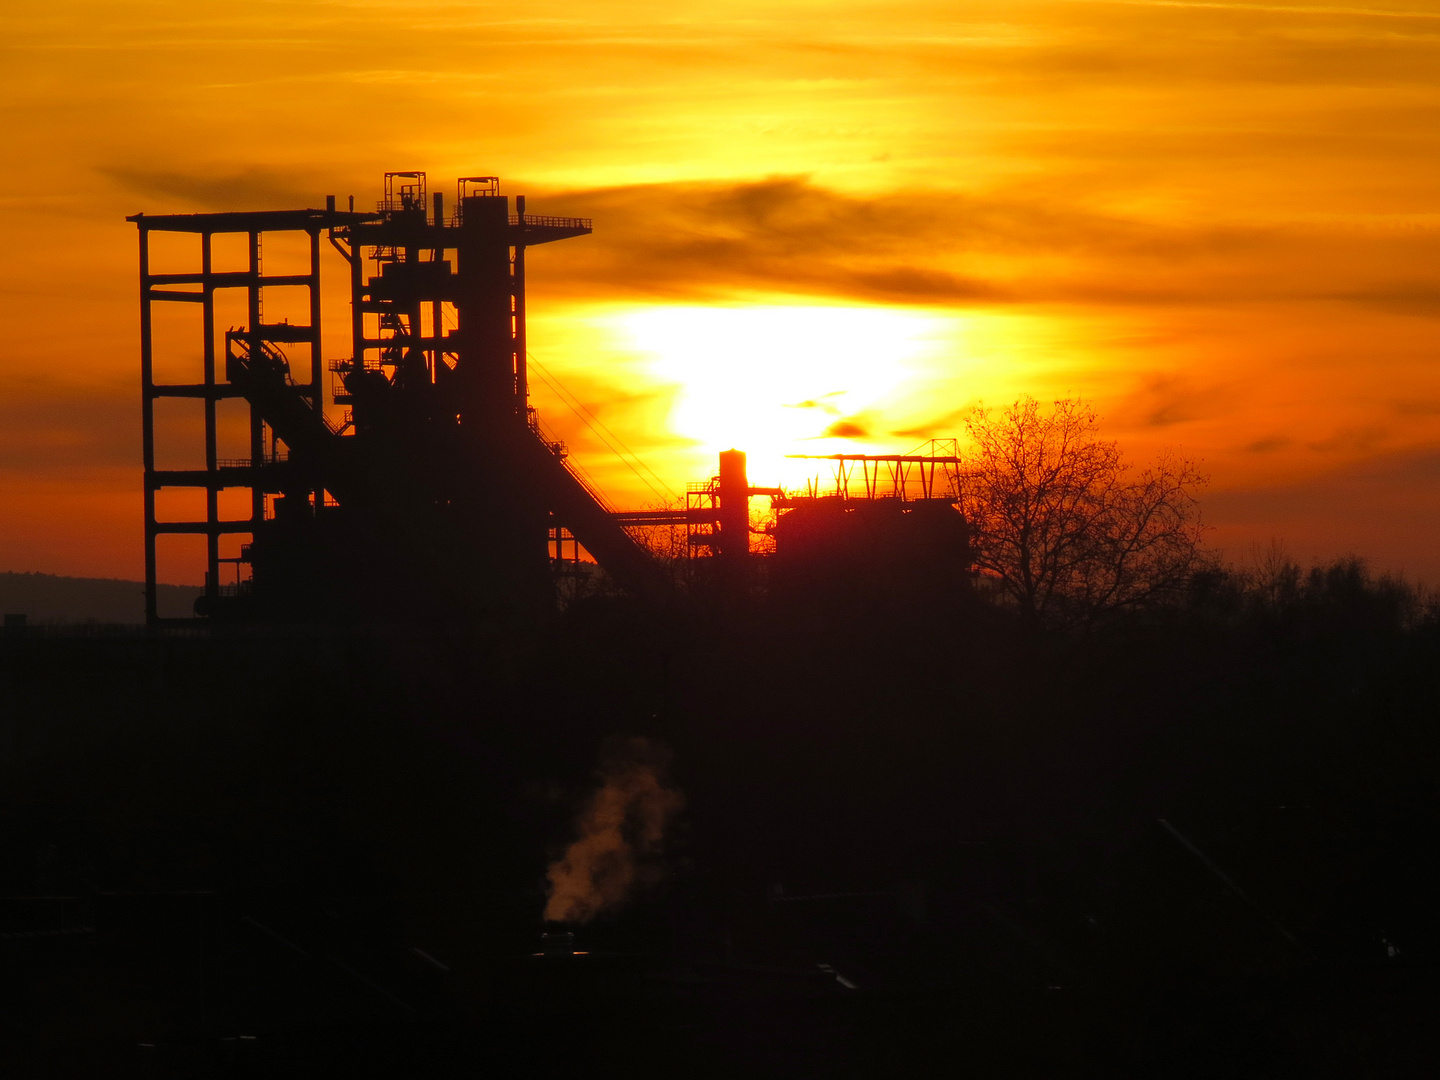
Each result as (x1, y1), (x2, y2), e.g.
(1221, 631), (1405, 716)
(139, 225), (158, 624)
(717, 449), (750, 562)
(202, 232), (219, 601)
(456, 193), (514, 422)
(513, 195), (527, 417)
(432, 191), (445, 385)
(348, 217), (368, 400)
(349, 221), (365, 380)
(248, 230), (265, 523)
(308, 228), (322, 401)
(308, 227), (323, 510)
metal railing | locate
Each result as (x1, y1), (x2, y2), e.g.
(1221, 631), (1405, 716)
(446, 211), (593, 229)
(328, 357), (382, 373)
(216, 453), (288, 469)
(510, 213), (592, 229)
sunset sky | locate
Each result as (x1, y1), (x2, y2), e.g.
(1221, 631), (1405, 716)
(3, 0), (1439, 584)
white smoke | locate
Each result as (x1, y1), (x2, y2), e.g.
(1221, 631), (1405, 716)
(544, 739), (683, 924)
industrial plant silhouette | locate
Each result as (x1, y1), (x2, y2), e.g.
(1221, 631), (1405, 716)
(0, 173), (1435, 1078)
(132, 170), (970, 625)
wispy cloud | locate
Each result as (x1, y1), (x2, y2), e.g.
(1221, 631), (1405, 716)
(531, 176), (1440, 315)
(1080, 1), (1440, 21)
(101, 166), (328, 212)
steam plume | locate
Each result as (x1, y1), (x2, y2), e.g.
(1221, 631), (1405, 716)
(544, 739), (683, 924)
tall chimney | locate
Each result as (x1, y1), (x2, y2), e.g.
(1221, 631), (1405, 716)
(717, 449), (750, 562)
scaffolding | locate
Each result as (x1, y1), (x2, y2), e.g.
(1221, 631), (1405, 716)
(131, 173), (654, 624)
(781, 440), (962, 504)
(133, 206), (336, 623)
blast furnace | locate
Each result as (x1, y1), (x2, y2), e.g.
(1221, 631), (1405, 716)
(133, 173), (663, 624)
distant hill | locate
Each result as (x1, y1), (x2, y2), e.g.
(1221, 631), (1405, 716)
(0, 572), (201, 624)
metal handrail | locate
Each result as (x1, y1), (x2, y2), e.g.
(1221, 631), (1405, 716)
(216, 454), (287, 469)
(510, 214), (592, 229)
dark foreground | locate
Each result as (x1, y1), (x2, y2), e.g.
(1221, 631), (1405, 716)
(2, 568), (1438, 1076)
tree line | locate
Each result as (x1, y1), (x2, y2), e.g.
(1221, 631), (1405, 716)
(960, 395), (1436, 632)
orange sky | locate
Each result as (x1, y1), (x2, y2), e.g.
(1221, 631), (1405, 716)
(3, 0), (1439, 583)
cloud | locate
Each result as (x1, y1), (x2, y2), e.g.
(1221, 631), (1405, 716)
(1306, 424), (1389, 454)
(891, 405), (977, 441)
(1208, 444), (1440, 519)
(1205, 444), (1440, 580)
(533, 176), (1007, 306)
(1095, 2), (1440, 24)
(1394, 398), (1440, 417)
(823, 419), (870, 439)
(527, 176), (1440, 315)
(1111, 373), (1241, 430)
(1245, 436), (1292, 453)
(99, 166), (328, 212)
(785, 392), (845, 413)
(0, 379), (136, 472)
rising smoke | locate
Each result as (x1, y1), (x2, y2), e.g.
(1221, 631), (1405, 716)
(544, 739), (684, 924)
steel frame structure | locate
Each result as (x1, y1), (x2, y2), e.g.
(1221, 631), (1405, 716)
(132, 207), (347, 623)
(132, 174), (661, 625)
(783, 440), (962, 504)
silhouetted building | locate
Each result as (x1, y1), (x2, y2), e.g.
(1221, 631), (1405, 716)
(132, 173), (662, 624)
(770, 450), (971, 610)
(772, 495), (971, 604)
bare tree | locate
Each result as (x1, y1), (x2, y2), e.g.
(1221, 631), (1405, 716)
(959, 396), (1207, 627)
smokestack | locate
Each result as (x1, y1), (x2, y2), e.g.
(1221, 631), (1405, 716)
(717, 449), (749, 562)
